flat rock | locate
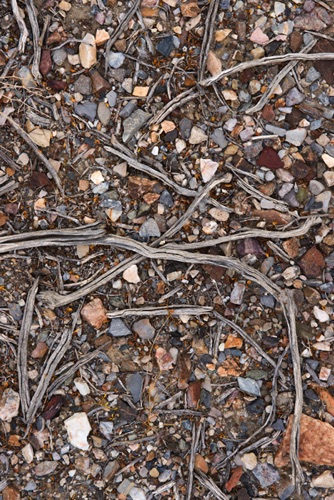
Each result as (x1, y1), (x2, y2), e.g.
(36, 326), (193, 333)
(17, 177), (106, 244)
(285, 128), (307, 146)
(256, 147), (284, 169)
(324, 171), (334, 187)
(156, 36), (175, 57)
(206, 50), (222, 76)
(81, 298), (107, 329)
(31, 342), (48, 359)
(200, 158), (219, 182)
(312, 470), (334, 488)
(298, 246), (325, 278)
(0, 389), (20, 422)
(29, 128), (51, 148)
(90, 70), (111, 94)
(122, 109), (151, 143)
(109, 319), (131, 337)
(98, 102), (111, 126)
(129, 487), (146, 500)
(139, 218), (161, 238)
(250, 27), (269, 45)
(40, 49), (52, 76)
(79, 33), (96, 69)
(194, 454), (209, 474)
(52, 48), (67, 65)
(106, 90), (117, 107)
(64, 412), (91, 450)
(294, 14), (326, 31)
(156, 347), (174, 371)
(286, 87), (305, 106)
(95, 29), (109, 46)
(133, 319), (155, 340)
(123, 264), (141, 283)
(108, 52), (125, 69)
(74, 101), (97, 121)
(74, 75), (92, 95)
(275, 414), (334, 466)
(2, 485), (20, 500)
(238, 377), (261, 396)
(241, 452), (258, 470)
(127, 373), (143, 403)
(34, 461), (58, 477)
(313, 305), (330, 322)
(211, 128), (228, 149)
(189, 126), (207, 145)
(252, 463), (280, 487)
(230, 282), (246, 305)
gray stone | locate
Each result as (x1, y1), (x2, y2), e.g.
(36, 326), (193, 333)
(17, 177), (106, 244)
(129, 487), (147, 500)
(18, 66), (35, 89)
(109, 319), (131, 337)
(265, 124), (286, 136)
(108, 52), (125, 69)
(305, 66), (321, 83)
(309, 179), (325, 195)
(92, 182), (109, 194)
(285, 128), (307, 146)
(127, 373), (143, 403)
(139, 218), (161, 239)
(99, 421), (114, 440)
(133, 319), (155, 340)
(52, 48), (67, 65)
(211, 128), (228, 149)
(98, 102), (111, 126)
(252, 463), (280, 488)
(156, 36), (175, 57)
(74, 75), (92, 95)
(315, 191), (332, 212)
(122, 109), (151, 143)
(8, 303), (23, 321)
(119, 101), (137, 118)
(118, 479), (135, 495)
(179, 117), (192, 140)
(286, 88), (305, 106)
(237, 377), (261, 396)
(106, 90), (117, 107)
(74, 101), (97, 121)
(260, 294), (275, 309)
(25, 481), (37, 491)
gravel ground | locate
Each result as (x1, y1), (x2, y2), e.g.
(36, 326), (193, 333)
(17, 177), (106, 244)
(0, 0), (334, 498)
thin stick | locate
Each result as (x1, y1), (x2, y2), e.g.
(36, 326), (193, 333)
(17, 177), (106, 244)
(107, 305), (213, 319)
(17, 278), (39, 420)
(186, 423), (202, 500)
(26, 0), (42, 81)
(11, 0), (28, 53)
(200, 52), (334, 86)
(198, 0), (220, 81)
(195, 472), (229, 500)
(148, 89), (199, 126)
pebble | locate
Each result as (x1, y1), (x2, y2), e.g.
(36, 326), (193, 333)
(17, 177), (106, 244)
(29, 128), (51, 148)
(286, 87), (305, 106)
(98, 102), (111, 125)
(285, 128), (307, 146)
(129, 487), (147, 500)
(206, 50), (222, 76)
(64, 412), (91, 450)
(100, 421), (114, 440)
(52, 48), (67, 65)
(74, 75), (92, 95)
(81, 298), (107, 329)
(74, 377), (90, 396)
(122, 78), (133, 93)
(237, 377), (261, 396)
(79, 33), (97, 69)
(257, 147), (284, 169)
(22, 443), (34, 463)
(74, 102), (97, 122)
(90, 70), (111, 94)
(118, 479), (135, 495)
(230, 282), (246, 305)
(306, 66), (321, 83)
(315, 190), (331, 212)
(211, 128), (228, 149)
(105, 200), (122, 222)
(312, 470), (334, 488)
(250, 27), (269, 45)
(108, 52), (125, 69)
(31, 342), (48, 359)
(189, 126), (208, 144)
(34, 461), (58, 477)
(159, 190), (174, 208)
(156, 36), (175, 57)
(133, 319), (155, 340)
(123, 264), (141, 283)
(322, 153), (334, 168)
(241, 452), (258, 470)
(179, 117), (192, 139)
(109, 319), (131, 337)
(106, 90), (117, 107)
(253, 463), (280, 487)
(194, 454), (209, 474)
(0, 389), (20, 422)
(103, 461), (120, 481)
(139, 218), (161, 238)
(313, 306), (330, 323)
(298, 246), (325, 278)
(309, 179), (325, 195)
(2, 485), (20, 500)
(17, 66), (35, 89)
(200, 158), (218, 182)
(208, 208), (229, 221)
(127, 373), (143, 403)
(122, 109), (151, 143)
(95, 29), (110, 47)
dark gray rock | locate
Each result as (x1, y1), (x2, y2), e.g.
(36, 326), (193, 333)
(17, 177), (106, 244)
(127, 373), (143, 403)
(211, 128), (228, 149)
(122, 109), (151, 143)
(108, 319), (131, 337)
(74, 101), (97, 121)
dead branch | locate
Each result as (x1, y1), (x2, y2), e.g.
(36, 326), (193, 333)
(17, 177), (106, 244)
(11, 0), (28, 53)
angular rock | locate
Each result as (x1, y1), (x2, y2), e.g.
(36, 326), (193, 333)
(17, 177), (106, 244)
(206, 50), (222, 76)
(74, 101), (97, 122)
(28, 128), (51, 148)
(237, 238), (264, 257)
(285, 128), (307, 146)
(31, 342), (48, 359)
(123, 264), (141, 283)
(98, 102), (111, 126)
(81, 298), (107, 329)
(294, 14), (326, 31)
(200, 158), (219, 182)
(40, 50), (52, 76)
(109, 319), (131, 337)
(189, 126), (207, 145)
(90, 70), (111, 94)
(139, 218), (161, 238)
(2, 485), (20, 500)
(238, 377), (261, 396)
(252, 463), (280, 487)
(241, 452), (257, 470)
(103, 460), (120, 481)
(275, 414), (334, 466)
(95, 29), (109, 46)
(256, 147), (284, 169)
(156, 36), (175, 57)
(129, 487), (147, 500)
(324, 171), (334, 187)
(312, 470), (334, 488)
(156, 347), (174, 371)
(122, 109), (151, 143)
(211, 128), (228, 149)
(230, 282), (246, 305)
(298, 246), (325, 278)
(286, 87), (305, 106)
(133, 319), (155, 340)
(34, 461), (58, 476)
(0, 389), (20, 422)
(74, 75), (92, 95)
(64, 412), (91, 450)
(79, 33), (96, 69)
(194, 454), (209, 474)
(187, 380), (201, 408)
(108, 52), (125, 69)
(252, 209), (292, 225)
(127, 373), (143, 403)
(313, 306), (330, 322)
(250, 27), (269, 45)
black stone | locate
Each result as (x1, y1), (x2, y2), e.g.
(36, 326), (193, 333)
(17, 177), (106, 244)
(156, 36), (175, 57)
(246, 398), (265, 415)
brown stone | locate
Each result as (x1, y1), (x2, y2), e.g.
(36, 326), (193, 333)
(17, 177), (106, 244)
(128, 176), (159, 199)
(2, 485), (21, 500)
(90, 69), (111, 94)
(39, 50), (52, 76)
(217, 358), (242, 377)
(194, 454), (209, 474)
(81, 298), (107, 329)
(289, 31), (303, 52)
(225, 467), (243, 492)
(298, 246), (325, 278)
(257, 147), (284, 170)
(31, 342), (48, 359)
(311, 385), (334, 417)
(291, 161), (315, 182)
(181, 0), (200, 17)
(304, 286), (321, 305)
(177, 356), (191, 389)
(261, 104), (275, 122)
(187, 380), (201, 408)
(275, 414), (334, 467)
(225, 335), (243, 349)
(282, 238), (300, 258)
(314, 39), (334, 85)
(252, 209), (292, 225)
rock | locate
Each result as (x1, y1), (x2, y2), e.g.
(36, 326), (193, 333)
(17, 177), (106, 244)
(81, 298), (107, 329)
(241, 452), (258, 470)
(74, 102), (97, 122)
(105, 200), (122, 222)
(28, 128), (51, 148)
(261, 104), (276, 122)
(313, 305), (330, 322)
(139, 218), (161, 238)
(292, 161), (314, 181)
(282, 238), (299, 258)
(108, 52), (125, 69)
(256, 147), (284, 169)
(187, 380), (201, 408)
(106, 90), (117, 107)
(40, 50), (52, 76)
(2, 485), (20, 500)
(113, 163), (127, 177)
(237, 238), (264, 257)
(312, 470), (334, 488)
(200, 158), (218, 182)
(122, 109), (151, 143)
(41, 395), (64, 420)
(225, 467), (243, 492)
(34, 461), (58, 476)
(194, 454), (209, 474)
(181, 0), (200, 17)
(79, 33), (96, 69)
(286, 87), (305, 106)
(156, 347), (174, 371)
(103, 460), (120, 481)
(109, 319), (131, 337)
(123, 264), (141, 283)
(275, 414), (334, 466)
(22, 443), (34, 463)
(298, 246), (325, 278)
(18, 66), (35, 89)
(306, 66), (321, 83)
(59, 0), (71, 10)
(100, 421), (114, 440)
(156, 36), (175, 57)
(322, 153), (334, 168)
(129, 487), (147, 500)
(225, 335), (243, 349)
(285, 128), (307, 146)
(133, 319), (155, 340)
(52, 48), (67, 65)
(127, 373), (143, 403)
(90, 70), (111, 94)
(208, 208), (229, 221)
(118, 479), (135, 495)
(250, 27), (269, 45)
(120, 101), (137, 118)
(247, 398), (265, 415)
(252, 209), (292, 225)
(238, 377), (261, 396)
(95, 29), (109, 46)
(252, 463), (280, 487)
(74, 75), (92, 95)
(324, 171), (334, 187)
(64, 412), (91, 450)
(294, 14), (326, 31)
(97, 102), (111, 126)
(0, 389), (20, 422)
(206, 50), (222, 76)
(74, 377), (90, 396)
(189, 126), (207, 145)
(179, 117), (192, 139)
(31, 342), (48, 359)
(159, 190), (174, 208)
(133, 86), (149, 97)
(309, 179), (325, 195)
(230, 282), (246, 305)
(211, 128), (228, 149)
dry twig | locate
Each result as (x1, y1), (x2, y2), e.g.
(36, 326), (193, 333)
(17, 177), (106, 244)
(26, 0), (42, 81)
(11, 0), (28, 53)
